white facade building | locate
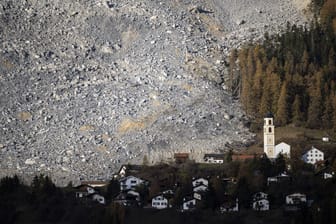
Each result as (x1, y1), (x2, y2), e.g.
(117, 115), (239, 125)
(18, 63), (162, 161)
(183, 198), (196, 211)
(302, 146), (324, 165)
(119, 176), (144, 191)
(203, 154), (225, 163)
(252, 192), (269, 211)
(275, 142), (291, 158)
(192, 178), (208, 187)
(286, 193), (307, 205)
(193, 184), (208, 192)
(323, 172), (334, 179)
(252, 199), (270, 211)
(92, 193), (106, 204)
(152, 195), (169, 209)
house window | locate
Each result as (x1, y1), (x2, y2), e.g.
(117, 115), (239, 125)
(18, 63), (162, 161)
(131, 180), (137, 184)
(269, 127), (272, 133)
(269, 120), (272, 125)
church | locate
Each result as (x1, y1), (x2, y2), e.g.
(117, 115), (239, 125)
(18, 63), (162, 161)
(263, 113), (291, 159)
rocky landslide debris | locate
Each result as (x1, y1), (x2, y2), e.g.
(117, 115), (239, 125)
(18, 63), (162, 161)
(0, 0), (308, 185)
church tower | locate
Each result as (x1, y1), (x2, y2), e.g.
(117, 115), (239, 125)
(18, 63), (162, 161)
(264, 113), (275, 158)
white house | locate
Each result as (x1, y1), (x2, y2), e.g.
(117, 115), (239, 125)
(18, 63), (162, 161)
(75, 185), (96, 198)
(220, 198), (239, 213)
(74, 184), (106, 205)
(323, 172), (335, 179)
(183, 198), (197, 211)
(203, 154), (225, 163)
(267, 172), (290, 185)
(302, 146), (324, 165)
(152, 195), (169, 209)
(252, 199), (269, 211)
(119, 176), (145, 191)
(118, 165), (127, 177)
(192, 178), (208, 187)
(286, 193), (307, 205)
(252, 192), (269, 211)
(91, 193), (106, 205)
(193, 184), (208, 192)
(193, 192), (202, 201)
(275, 142), (291, 158)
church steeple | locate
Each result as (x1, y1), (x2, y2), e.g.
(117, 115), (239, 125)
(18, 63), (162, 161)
(264, 113), (275, 158)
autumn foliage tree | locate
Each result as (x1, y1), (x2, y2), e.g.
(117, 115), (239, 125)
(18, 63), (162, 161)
(231, 0), (336, 132)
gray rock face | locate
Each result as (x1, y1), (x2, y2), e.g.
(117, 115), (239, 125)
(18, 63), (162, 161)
(0, 0), (308, 185)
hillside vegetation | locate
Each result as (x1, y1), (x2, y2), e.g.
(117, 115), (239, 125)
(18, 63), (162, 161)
(232, 0), (336, 133)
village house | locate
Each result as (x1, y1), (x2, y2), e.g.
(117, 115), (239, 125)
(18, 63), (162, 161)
(193, 191), (202, 201)
(302, 146), (324, 165)
(203, 154), (225, 164)
(182, 196), (197, 211)
(274, 142), (291, 158)
(151, 194), (170, 209)
(75, 184), (95, 198)
(323, 172), (335, 179)
(74, 184), (106, 205)
(119, 175), (146, 191)
(116, 164), (143, 178)
(252, 192), (269, 211)
(267, 172), (290, 185)
(90, 193), (106, 205)
(192, 178), (208, 187)
(286, 193), (307, 205)
(193, 184), (208, 192)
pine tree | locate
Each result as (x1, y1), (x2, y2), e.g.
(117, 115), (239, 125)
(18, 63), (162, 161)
(292, 94), (303, 126)
(252, 59), (264, 112)
(322, 95), (333, 129)
(276, 81), (289, 125)
(247, 48), (255, 78)
(240, 74), (253, 115)
(307, 86), (322, 129)
(332, 95), (336, 133)
(328, 48), (336, 74)
(300, 49), (310, 75)
(270, 73), (281, 112)
(260, 76), (273, 116)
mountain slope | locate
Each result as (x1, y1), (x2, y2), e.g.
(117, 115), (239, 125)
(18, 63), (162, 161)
(0, 0), (308, 184)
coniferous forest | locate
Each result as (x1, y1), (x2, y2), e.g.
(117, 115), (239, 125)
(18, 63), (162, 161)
(231, 0), (336, 131)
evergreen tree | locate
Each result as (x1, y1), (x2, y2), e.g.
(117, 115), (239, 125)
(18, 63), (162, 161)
(307, 73), (323, 128)
(276, 81), (289, 125)
(322, 95), (334, 129)
(260, 75), (273, 116)
(252, 59), (264, 102)
(270, 73), (281, 112)
(332, 95), (336, 133)
(300, 49), (310, 74)
(292, 94), (303, 126)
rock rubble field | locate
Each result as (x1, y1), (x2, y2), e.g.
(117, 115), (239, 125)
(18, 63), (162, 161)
(0, 0), (309, 185)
